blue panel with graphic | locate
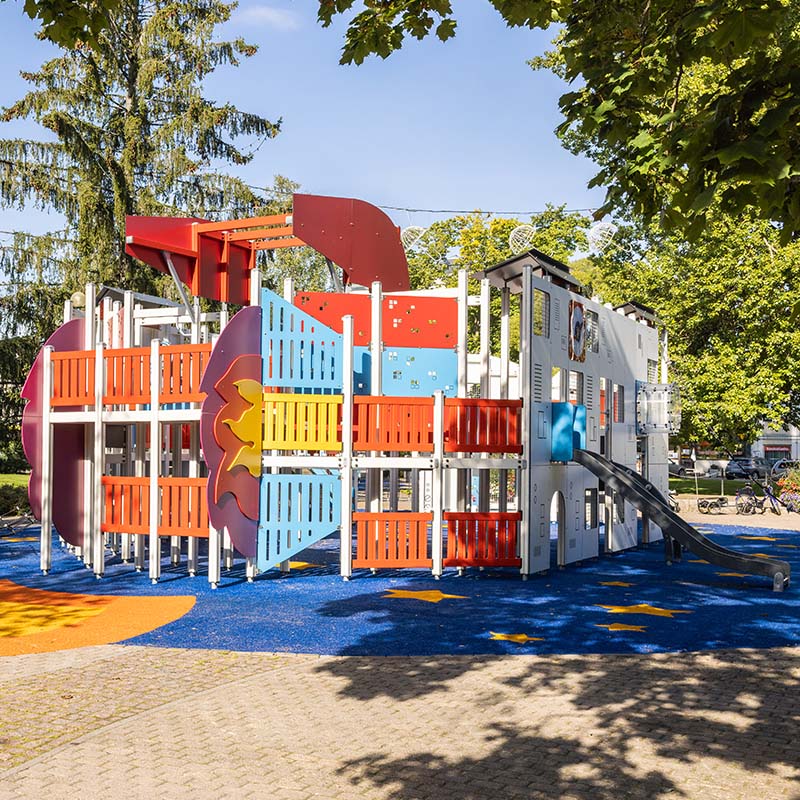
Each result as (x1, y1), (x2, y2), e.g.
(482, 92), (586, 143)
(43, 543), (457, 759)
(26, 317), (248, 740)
(257, 474), (341, 571)
(551, 402), (587, 461)
(261, 288), (342, 392)
(353, 346), (371, 394)
(382, 347), (457, 396)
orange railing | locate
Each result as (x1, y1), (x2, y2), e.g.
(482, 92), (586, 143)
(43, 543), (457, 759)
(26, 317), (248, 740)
(51, 343), (211, 408)
(101, 476), (150, 534)
(101, 476), (209, 537)
(444, 399), (523, 454)
(160, 344), (211, 404)
(50, 350), (95, 407)
(352, 397), (434, 452)
(443, 512), (522, 568)
(353, 512), (433, 568)
(103, 347), (151, 405)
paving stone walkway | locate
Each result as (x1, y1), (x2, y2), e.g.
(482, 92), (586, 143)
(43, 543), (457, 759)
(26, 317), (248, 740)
(2, 644), (798, 799)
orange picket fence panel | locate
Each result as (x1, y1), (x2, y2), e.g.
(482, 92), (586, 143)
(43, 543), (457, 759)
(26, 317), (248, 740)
(443, 512), (522, 568)
(158, 477), (209, 537)
(352, 397), (434, 453)
(50, 349), (95, 407)
(444, 399), (523, 453)
(101, 476), (150, 534)
(353, 512), (433, 568)
(160, 343), (212, 403)
(101, 476), (209, 537)
(103, 347), (151, 405)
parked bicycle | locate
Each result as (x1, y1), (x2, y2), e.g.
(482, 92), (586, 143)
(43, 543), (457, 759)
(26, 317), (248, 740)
(735, 481), (782, 515)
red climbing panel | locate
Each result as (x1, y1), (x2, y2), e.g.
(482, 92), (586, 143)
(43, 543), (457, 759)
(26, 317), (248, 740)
(293, 292), (458, 349)
(443, 512), (522, 568)
(353, 512), (433, 568)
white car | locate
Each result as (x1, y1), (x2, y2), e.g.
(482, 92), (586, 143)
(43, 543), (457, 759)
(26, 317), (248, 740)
(771, 459), (800, 478)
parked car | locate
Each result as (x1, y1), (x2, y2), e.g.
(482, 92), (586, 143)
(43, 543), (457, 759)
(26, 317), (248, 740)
(771, 459), (800, 478)
(668, 458), (686, 477)
(724, 456), (771, 480)
(705, 463), (723, 478)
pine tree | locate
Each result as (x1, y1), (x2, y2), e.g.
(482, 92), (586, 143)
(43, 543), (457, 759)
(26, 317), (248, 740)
(0, 0), (282, 469)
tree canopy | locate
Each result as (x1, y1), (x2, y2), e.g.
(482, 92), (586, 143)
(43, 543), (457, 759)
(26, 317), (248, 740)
(575, 209), (800, 449)
(318, 1), (800, 241)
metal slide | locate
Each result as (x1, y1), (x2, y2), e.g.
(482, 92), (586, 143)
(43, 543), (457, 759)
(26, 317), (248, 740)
(573, 448), (790, 592)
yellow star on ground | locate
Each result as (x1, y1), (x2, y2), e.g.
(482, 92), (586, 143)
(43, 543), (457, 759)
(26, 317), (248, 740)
(777, 544), (798, 549)
(489, 631), (543, 643)
(2, 536), (38, 543)
(599, 581), (634, 587)
(717, 572), (747, 578)
(688, 559), (709, 564)
(597, 603), (692, 618)
(383, 589), (467, 604)
(752, 553), (774, 559)
(595, 623), (647, 632)
(737, 535), (777, 541)
(273, 561), (323, 570)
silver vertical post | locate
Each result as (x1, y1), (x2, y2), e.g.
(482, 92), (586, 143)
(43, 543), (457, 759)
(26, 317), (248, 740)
(40, 346), (53, 574)
(249, 266), (261, 307)
(519, 265), (533, 576)
(455, 270), (469, 511)
(92, 342), (105, 576)
(149, 339), (161, 583)
(368, 281), (383, 512)
(340, 315), (354, 580)
(431, 390), (445, 578)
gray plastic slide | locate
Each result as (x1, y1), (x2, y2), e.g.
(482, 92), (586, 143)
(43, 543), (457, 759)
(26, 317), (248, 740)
(573, 448), (790, 592)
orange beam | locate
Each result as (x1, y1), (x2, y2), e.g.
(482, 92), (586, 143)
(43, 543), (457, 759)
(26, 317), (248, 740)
(193, 214), (291, 234)
(225, 225), (294, 243)
(253, 237), (306, 250)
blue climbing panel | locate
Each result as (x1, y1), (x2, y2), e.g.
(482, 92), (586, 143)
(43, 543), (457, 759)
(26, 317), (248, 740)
(257, 474), (342, 570)
(350, 346), (458, 396)
(261, 288), (343, 392)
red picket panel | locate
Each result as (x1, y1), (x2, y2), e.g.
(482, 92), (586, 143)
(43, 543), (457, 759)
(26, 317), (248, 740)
(103, 347), (151, 405)
(444, 399), (523, 453)
(353, 512), (433, 568)
(352, 397), (434, 452)
(443, 512), (522, 567)
(51, 350), (95, 407)
(160, 344), (212, 403)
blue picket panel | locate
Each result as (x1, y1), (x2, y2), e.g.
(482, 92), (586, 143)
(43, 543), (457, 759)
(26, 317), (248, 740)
(261, 288), (343, 391)
(257, 474), (342, 570)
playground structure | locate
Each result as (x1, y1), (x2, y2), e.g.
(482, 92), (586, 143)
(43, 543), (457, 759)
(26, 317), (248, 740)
(20, 193), (790, 590)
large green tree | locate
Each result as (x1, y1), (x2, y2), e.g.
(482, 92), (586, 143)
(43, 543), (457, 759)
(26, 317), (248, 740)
(318, 1), (800, 241)
(0, 0), (281, 467)
(574, 209), (800, 449)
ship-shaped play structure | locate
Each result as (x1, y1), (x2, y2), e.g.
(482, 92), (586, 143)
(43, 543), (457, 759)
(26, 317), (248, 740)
(21, 194), (790, 591)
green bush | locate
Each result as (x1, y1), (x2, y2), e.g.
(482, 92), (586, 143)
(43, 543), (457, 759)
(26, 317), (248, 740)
(0, 482), (30, 514)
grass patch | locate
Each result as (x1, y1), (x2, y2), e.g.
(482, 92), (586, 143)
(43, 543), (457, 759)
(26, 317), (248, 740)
(669, 476), (748, 496)
(0, 474), (29, 488)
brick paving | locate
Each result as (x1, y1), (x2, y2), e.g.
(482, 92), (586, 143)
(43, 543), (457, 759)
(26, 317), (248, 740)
(1, 644), (799, 799)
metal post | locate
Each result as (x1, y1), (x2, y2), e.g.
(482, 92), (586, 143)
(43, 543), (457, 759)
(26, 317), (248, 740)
(368, 281), (383, 512)
(499, 286), (511, 513)
(250, 266), (261, 307)
(40, 347), (53, 574)
(518, 265), (533, 576)
(431, 390), (445, 578)
(479, 278), (491, 512)
(455, 270), (469, 511)
(92, 342), (105, 576)
(149, 339), (161, 583)
(340, 315), (354, 580)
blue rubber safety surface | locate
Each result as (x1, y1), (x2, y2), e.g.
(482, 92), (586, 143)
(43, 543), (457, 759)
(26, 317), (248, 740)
(2, 523), (798, 656)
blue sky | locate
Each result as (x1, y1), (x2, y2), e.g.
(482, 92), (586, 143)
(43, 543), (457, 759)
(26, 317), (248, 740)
(0, 1), (605, 233)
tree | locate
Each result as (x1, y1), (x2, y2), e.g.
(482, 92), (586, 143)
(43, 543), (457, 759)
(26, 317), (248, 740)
(317, 1), (800, 241)
(13, 0), (121, 48)
(0, 0), (282, 469)
(576, 209), (800, 449)
(405, 205), (590, 356)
